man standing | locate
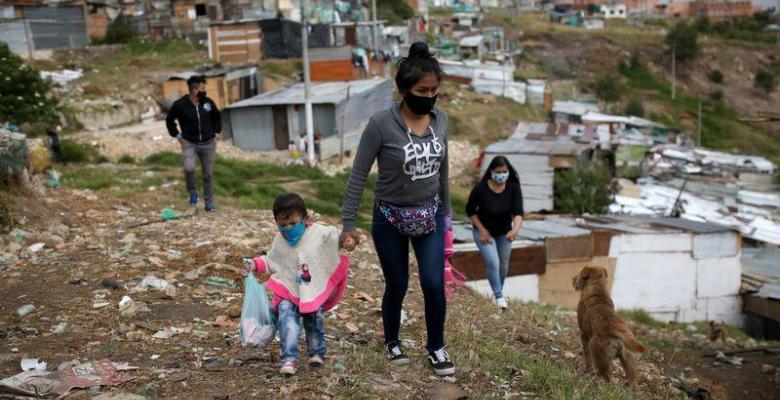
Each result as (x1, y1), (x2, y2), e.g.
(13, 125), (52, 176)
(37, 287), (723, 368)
(166, 75), (221, 212)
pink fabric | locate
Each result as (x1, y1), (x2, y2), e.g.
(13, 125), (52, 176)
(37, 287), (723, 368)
(252, 257), (267, 274)
(268, 255), (350, 314)
(443, 227), (468, 298)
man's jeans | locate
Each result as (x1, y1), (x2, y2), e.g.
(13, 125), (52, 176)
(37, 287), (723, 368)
(277, 300), (326, 361)
(181, 139), (216, 204)
(472, 230), (513, 300)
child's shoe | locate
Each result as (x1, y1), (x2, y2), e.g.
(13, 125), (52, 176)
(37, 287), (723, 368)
(280, 359), (297, 376)
(308, 355), (324, 368)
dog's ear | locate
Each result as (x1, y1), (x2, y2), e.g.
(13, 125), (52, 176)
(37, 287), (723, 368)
(578, 268), (590, 281)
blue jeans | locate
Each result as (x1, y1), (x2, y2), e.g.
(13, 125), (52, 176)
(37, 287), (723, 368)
(277, 300), (325, 361)
(472, 230), (513, 299)
(372, 207), (446, 352)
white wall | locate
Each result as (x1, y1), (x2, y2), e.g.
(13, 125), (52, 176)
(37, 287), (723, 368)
(467, 275), (539, 303)
(608, 231), (744, 326)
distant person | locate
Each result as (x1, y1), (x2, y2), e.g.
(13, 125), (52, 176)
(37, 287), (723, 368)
(465, 155), (524, 309)
(165, 75), (221, 212)
(340, 42), (454, 376)
(46, 128), (61, 162)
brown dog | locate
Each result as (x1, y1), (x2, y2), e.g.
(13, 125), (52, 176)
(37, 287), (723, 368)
(573, 266), (648, 386)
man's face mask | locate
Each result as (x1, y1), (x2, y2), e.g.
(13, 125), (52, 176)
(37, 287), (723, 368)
(197, 90), (207, 100)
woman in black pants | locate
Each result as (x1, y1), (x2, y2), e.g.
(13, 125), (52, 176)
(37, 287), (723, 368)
(339, 42), (454, 376)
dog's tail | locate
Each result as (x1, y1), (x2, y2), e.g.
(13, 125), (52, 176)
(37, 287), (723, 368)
(615, 324), (648, 354)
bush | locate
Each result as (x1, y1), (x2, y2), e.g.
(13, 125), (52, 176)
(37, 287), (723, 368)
(666, 21), (699, 63)
(0, 43), (59, 125)
(710, 90), (724, 102)
(554, 162), (615, 214)
(755, 70), (776, 93)
(118, 155), (136, 164)
(708, 70), (724, 84)
(624, 98), (644, 117)
(59, 140), (92, 163)
(376, 0), (414, 24)
(93, 16), (136, 45)
(592, 75), (622, 107)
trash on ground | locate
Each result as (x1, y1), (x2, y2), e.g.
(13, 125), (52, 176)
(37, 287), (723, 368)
(205, 276), (236, 289)
(0, 358), (135, 397)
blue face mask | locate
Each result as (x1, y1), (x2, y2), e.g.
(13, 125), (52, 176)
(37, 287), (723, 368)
(279, 221), (306, 246)
(491, 171), (509, 184)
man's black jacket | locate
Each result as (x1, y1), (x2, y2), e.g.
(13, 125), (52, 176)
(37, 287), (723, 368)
(166, 95), (222, 143)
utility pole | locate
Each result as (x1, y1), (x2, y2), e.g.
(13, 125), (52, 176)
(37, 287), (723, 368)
(371, 0), (378, 76)
(671, 43), (676, 100)
(697, 101), (702, 146)
(301, 2), (315, 165)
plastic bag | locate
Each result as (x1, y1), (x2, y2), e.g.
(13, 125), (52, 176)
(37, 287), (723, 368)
(239, 273), (276, 347)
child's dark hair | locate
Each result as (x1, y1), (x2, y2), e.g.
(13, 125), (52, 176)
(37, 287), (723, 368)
(395, 42), (443, 93)
(272, 193), (307, 220)
(187, 75), (206, 89)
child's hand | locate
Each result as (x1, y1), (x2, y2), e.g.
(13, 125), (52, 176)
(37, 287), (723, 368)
(241, 257), (254, 274)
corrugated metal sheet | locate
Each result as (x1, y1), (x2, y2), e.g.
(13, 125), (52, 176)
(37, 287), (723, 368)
(228, 79), (389, 108)
(228, 106), (274, 150)
(0, 20), (31, 55)
(309, 45), (352, 61)
(742, 248), (780, 288)
(459, 35), (484, 47)
(25, 6), (88, 50)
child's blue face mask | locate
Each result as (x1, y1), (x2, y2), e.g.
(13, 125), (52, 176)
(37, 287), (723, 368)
(279, 221), (306, 246)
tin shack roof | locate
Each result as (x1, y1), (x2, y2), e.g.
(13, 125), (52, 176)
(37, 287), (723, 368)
(227, 79), (390, 108)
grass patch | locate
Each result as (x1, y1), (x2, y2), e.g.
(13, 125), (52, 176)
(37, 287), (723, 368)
(118, 155), (136, 164)
(61, 167), (123, 190)
(620, 309), (669, 329)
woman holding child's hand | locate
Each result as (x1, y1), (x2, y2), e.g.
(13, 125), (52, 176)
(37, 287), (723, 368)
(340, 42), (454, 377)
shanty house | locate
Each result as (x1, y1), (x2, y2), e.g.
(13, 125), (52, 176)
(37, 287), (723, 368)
(224, 79), (392, 159)
(458, 35), (486, 60)
(0, 1), (89, 55)
(741, 247), (780, 339)
(552, 100), (600, 124)
(481, 122), (592, 212)
(207, 19), (262, 63)
(161, 64), (263, 111)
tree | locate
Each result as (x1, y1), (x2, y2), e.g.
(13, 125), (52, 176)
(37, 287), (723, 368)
(554, 161), (615, 214)
(666, 21), (699, 63)
(376, 0), (415, 25)
(592, 75), (622, 108)
(755, 69), (776, 93)
(95, 16), (136, 44)
(624, 98), (644, 117)
(0, 43), (59, 126)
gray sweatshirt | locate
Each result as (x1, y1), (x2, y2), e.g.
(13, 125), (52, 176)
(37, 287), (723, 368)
(341, 102), (450, 232)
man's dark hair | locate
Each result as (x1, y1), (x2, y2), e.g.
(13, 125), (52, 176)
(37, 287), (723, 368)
(395, 42), (443, 93)
(273, 193), (308, 220)
(187, 75), (206, 89)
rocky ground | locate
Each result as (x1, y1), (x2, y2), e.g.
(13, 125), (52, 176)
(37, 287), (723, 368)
(1, 176), (778, 399)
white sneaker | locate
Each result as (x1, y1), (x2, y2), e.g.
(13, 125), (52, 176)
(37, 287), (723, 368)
(308, 355), (324, 368)
(495, 297), (508, 309)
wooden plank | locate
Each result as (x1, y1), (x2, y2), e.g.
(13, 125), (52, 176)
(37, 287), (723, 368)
(311, 60), (353, 81)
(546, 234), (592, 263)
(538, 257), (616, 308)
(743, 295), (780, 323)
(548, 155), (575, 168)
(591, 230), (612, 257)
(451, 245), (546, 281)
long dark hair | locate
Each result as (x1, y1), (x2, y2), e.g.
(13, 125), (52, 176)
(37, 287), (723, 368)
(395, 42), (443, 94)
(481, 155), (520, 185)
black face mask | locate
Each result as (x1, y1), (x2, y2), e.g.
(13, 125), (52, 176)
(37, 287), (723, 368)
(197, 91), (207, 100)
(404, 92), (438, 116)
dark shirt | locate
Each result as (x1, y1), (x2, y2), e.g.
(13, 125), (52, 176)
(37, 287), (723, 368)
(465, 180), (524, 237)
(165, 95), (222, 144)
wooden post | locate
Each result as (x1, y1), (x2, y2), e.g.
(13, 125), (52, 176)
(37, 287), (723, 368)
(20, 7), (34, 60)
(340, 86), (350, 165)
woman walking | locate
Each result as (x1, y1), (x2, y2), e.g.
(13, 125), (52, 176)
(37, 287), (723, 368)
(340, 42), (454, 376)
(465, 155), (524, 309)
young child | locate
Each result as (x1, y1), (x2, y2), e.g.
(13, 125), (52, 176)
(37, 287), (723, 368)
(243, 193), (352, 376)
